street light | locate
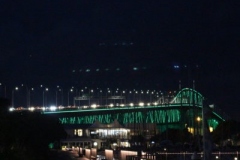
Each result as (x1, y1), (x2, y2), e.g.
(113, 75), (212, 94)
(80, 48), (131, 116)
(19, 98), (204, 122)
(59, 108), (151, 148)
(197, 116), (201, 135)
(68, 88), (73, 106)
(0, 83), (7, 98)
(21, 84), (30, 108)
(56, 86), (64, 107)
(28, 87), (34, 107)
(12, 87), (19, 108)
(43, 88), (48, 107)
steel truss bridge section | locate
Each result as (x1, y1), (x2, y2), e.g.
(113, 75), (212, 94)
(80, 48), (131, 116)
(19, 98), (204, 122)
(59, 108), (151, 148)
(43, 88), (225, 131)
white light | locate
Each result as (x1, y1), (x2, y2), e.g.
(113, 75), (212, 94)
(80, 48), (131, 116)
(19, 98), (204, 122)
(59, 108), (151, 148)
(50, 106), (57, 111)
(129, 103), (134, 106)
(154, 102), (158, 105)
(139, 102), (144, 106)
(28, 107), (35, 111)
(147, 103), (150, 106)
(42, 107), (46, 110)
(109, 104), (114, 107)
(234, 157), (238, 160)
(216, 156), (219, 159)
(120, 104), (125, 107)
(58, 106), (64, 109)
(93, 142), (97, 146)
(91, 104), (97, 108)
(9, 107), (14, 112)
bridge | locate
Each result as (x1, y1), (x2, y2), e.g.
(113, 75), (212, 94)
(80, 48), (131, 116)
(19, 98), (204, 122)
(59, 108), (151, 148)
(43, 88), (226, 133)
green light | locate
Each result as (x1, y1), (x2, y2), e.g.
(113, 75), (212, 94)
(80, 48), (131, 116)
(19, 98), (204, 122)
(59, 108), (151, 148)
(45, 88), (224, 132)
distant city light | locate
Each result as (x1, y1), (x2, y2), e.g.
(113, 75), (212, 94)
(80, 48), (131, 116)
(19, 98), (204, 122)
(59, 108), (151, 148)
(133, 67), (138, 71)
(174, 65), (179, 69)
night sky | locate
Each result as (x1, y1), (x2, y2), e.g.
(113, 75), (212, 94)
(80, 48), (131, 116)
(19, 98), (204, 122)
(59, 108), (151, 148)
(1, 1), (240, 120)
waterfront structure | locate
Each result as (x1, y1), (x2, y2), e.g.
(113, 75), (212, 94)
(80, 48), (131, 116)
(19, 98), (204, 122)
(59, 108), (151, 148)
(42, 88), (226, 149)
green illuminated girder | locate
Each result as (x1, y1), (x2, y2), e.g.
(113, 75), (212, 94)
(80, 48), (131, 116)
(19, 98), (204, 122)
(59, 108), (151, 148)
(171, 88), (204, 106)
(55, 88), (223, 131)
(59, 109), (181, 124)
(208, 119), (219, 130)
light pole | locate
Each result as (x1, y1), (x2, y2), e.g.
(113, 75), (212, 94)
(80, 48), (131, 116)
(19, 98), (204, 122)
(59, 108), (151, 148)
(56, 86), (63, 107)
(28, 88), (34, 107)
(21, 84), (29, 108)
(68, 89), (73, 106)
(122, 90), (125, 104)
(196, 116), (201, 151)
(0, 83), (7, 98)
(89, 89), (93, 107)
(43, 88), (48, 107)
(99, 89), (102, 106)
(12, 87), (19, 108)
(107, 90), (111, 107)
(197, 116), (201, 135)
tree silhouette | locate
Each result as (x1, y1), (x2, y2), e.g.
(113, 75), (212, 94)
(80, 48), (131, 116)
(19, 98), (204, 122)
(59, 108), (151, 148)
(0, 98), (66, 160)
(212, 120), (240, 146)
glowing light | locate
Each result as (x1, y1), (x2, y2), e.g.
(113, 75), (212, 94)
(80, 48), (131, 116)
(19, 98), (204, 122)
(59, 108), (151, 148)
(28, 107), (35, 111)
(209, 127), (213, 132)
(9, 107), (14, 112)
(197, 116), (201, 122)
(58, 106), (64, 109)
(133, 67), (138, 71)
(91, 104), (97, 108)
(83, 106), (88, 109)
(93, 142), (97, 146)
(153, 102), (158, 105)
(109, 104), (114, 107)
(50, 106), (57, 111)
(139, 102), (144, 106)
(129, 103), (134, 107)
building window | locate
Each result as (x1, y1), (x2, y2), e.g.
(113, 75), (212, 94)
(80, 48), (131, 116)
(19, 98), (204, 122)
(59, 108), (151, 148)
(74, 129), (83, 137)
